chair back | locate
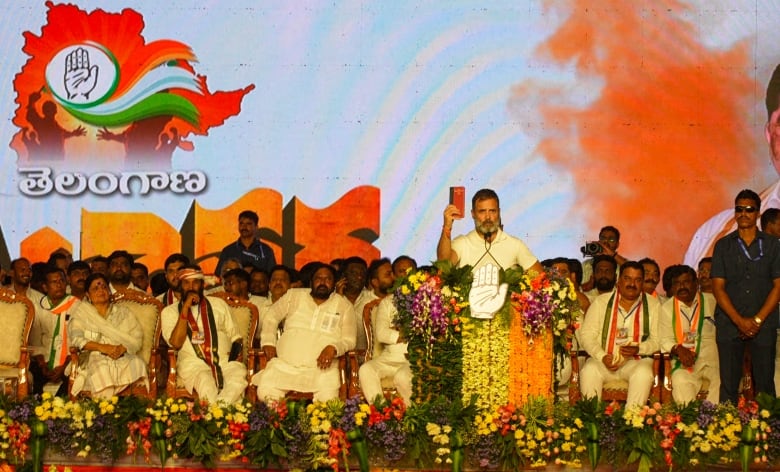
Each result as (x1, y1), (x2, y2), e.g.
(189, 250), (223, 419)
(363, 301), (384, 361)
(0, 290), (35, 397)
(210, 293), (259, 362)
(112, 290), (163, 366)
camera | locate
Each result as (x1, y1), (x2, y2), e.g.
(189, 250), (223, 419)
(580, 241), (602, 257)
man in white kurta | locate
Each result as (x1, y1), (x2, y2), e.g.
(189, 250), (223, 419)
(659, 266), (719, 404)
(437, 188), (543, 273)
(359, 295), (412, 405)
(30, 267), (80, 396)
(161, 267), (247, 404)
(578, 262), (661, 407)
(253, 264), (356, 402)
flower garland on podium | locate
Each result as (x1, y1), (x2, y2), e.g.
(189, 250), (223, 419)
(392, 261), (581, 409)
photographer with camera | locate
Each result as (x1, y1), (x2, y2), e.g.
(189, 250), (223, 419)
(581, 226), (627, 292)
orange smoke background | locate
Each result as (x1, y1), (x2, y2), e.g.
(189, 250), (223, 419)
(511, 0), (763, 270)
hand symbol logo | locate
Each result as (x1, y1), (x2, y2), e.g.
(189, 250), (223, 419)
(468, 263), (508, 319)
(64, 47), (99, 101)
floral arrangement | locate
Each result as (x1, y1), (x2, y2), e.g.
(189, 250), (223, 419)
(470, 397), (586, 470)
(3, 394), (780, 471)
(393, 262), (470, 402)
(507, 269), (580, 354)
(393, 262), (581, 407)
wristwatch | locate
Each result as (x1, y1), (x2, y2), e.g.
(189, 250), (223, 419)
(754, 316), (763, 326)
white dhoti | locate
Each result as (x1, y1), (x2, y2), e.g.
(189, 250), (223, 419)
(252, 358), (340, 402)
(179, 357), (248, 404)
(358, 357), (412, 405)
(580, 357), (654, 408)
(670, 360), (719, 404)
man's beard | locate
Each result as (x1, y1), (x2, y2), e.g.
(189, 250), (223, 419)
(376, 281), (393, 296)
(475, 218), (500, 236)
(311, 284), (332, 300)
(595, 277), (615, 292)
(111, 270), (130, 285)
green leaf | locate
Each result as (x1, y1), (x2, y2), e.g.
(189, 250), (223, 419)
(270, 441), (288, 458)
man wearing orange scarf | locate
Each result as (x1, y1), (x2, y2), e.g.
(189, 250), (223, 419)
(30, 266), (80, 396)
(659, 265), (719, 403)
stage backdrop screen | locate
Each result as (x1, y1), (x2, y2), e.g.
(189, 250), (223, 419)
(1, 0), (779, 274)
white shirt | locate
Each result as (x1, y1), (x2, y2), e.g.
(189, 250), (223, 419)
(451, 228), (538, 271)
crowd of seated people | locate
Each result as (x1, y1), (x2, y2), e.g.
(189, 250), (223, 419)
(4, 207), (779, 408)
(1, 239), (422, 405)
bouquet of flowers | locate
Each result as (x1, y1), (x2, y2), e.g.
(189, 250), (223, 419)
(508, 268), (581, 351)
(242, 398), (294, 468)
(394, 262), (473, 343)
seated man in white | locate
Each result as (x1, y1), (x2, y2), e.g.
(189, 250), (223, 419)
(359, 295), (412, 405)
(253, 263), (356, 402)
(660, 265), (719, 404)
(578, 261), (661, 408)
(161, 265), (247, 404)
(31, 266), (81, 396)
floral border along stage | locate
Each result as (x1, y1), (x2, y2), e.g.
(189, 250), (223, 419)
(393, 261), (581, 408)
(3, 393), (780, 471)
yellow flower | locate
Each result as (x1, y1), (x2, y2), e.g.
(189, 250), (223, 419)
(209, 404), (224, 419)
(426, 423), (441, 436)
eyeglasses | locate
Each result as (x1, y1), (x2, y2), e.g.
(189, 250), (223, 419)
(599, 237), (618, 243)
(735, 206), (758, 214)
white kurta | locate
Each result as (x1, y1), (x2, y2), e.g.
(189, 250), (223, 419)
(358, 296), (411, 404)
(31, 295), (80, 363)
(161, 296), (247, 404)
(577, 291), (661, 407)
(451, 229), (538, 271)
(253, 288), (356, 401)
(68, 302), (147, 398)
(659, 293), (719, 403)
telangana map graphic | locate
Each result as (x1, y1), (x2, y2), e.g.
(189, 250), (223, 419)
(10, 2), (254, 170)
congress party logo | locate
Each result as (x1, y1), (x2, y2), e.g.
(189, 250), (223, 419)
(11, 2), (254, 176)
(45, 43), (119, 108)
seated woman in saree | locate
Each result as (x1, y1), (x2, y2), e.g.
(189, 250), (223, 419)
(68, 273), (147, 398)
